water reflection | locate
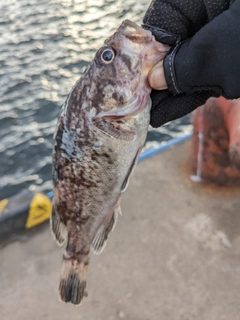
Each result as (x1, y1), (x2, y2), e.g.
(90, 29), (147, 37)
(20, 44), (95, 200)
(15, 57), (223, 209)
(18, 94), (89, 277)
(0, 0), (191, 199)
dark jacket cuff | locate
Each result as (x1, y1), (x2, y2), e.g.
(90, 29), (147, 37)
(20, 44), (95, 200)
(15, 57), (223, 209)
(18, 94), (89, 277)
(163, 42), (184, 95)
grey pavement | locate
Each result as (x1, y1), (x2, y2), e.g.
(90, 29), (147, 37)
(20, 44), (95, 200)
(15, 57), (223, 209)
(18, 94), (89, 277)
(1, 140), (240, 320)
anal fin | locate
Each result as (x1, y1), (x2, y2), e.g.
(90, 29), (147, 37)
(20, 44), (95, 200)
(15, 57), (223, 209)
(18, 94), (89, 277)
(91, 203), (121, 255)
(50, 203), (68, 246)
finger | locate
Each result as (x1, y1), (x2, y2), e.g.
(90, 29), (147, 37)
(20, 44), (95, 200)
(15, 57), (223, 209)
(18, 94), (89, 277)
(148, 61), (168, 90)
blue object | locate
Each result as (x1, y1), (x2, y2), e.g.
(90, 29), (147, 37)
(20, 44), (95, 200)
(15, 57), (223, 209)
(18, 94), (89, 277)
(139, 133), (192, 162)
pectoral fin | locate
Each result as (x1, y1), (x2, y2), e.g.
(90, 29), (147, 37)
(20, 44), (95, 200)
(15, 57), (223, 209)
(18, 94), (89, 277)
(50, 203), (68, 246)
(94, 120), (135, 141)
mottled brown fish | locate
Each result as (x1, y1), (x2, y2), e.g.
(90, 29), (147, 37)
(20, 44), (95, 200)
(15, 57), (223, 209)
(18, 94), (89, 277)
(51, 20), (168, 305)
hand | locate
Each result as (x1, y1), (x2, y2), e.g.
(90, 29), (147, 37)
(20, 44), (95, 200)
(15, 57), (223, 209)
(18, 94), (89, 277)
(147, 47), (221, 128)
(149, 89), (220, 128)
(143, 0), (238, 128)
(148, 61), (167, 90)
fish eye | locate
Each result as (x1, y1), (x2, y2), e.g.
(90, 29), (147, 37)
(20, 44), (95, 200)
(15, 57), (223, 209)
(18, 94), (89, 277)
(100, 47), (115, 64)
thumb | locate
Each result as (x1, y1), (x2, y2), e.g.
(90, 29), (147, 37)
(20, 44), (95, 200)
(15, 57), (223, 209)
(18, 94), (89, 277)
(148, 61), (168, 90)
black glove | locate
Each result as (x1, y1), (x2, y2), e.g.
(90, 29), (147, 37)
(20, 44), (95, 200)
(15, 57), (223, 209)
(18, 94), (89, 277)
(142, 0), (239, 127)
(149, 40), (222, 127)
(150, 89), (221, 128)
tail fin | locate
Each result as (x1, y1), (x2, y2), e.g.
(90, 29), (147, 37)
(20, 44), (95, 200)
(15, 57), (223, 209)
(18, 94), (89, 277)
(59, 250), (89, 305)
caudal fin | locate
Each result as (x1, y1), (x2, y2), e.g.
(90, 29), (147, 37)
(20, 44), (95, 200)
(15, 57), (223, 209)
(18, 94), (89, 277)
(59, 258), (89, 305)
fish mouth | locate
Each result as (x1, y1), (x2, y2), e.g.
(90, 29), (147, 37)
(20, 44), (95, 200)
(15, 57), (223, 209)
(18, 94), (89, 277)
(93, 92), (148, 121)
(118, 20), (152, 44)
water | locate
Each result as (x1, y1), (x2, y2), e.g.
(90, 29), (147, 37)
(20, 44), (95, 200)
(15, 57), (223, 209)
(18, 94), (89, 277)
(0, 0), (192, 200)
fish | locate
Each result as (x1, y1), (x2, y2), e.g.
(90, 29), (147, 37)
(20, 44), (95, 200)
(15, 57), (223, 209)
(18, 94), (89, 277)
(51, 19), (169, 305)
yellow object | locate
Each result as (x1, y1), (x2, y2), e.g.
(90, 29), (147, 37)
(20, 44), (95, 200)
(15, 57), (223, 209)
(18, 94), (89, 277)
(26, 193), (52, 229)
(0, 199), (8, 216)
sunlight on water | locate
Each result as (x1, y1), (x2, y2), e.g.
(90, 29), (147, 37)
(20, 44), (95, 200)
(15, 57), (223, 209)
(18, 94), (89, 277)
(0, 0), (191, 199)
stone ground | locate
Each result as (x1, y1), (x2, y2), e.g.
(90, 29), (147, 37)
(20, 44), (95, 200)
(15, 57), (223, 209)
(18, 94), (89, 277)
(1, 140), (240, 320)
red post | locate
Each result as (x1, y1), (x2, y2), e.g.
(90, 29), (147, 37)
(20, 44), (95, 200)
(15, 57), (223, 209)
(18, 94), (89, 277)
(191, 97), (240, 185)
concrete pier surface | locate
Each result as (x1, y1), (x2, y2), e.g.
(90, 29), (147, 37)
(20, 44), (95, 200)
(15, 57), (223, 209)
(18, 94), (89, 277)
(1, 140), (240, 320)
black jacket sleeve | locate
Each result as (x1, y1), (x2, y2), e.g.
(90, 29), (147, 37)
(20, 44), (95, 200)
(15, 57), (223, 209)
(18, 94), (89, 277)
(142, 0), (240, 127)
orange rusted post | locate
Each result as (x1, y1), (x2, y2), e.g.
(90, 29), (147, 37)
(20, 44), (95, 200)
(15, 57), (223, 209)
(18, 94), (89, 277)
(191, 97), (240, 185)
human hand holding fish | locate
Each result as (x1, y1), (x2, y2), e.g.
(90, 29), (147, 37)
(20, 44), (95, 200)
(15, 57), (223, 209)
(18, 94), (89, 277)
(51, 20), (169, 305)
(148, 60), (167, 90)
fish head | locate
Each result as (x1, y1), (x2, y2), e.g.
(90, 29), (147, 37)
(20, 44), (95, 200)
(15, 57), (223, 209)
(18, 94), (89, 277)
(88, 20), (169, 121)
(106, 19), (168, 76)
